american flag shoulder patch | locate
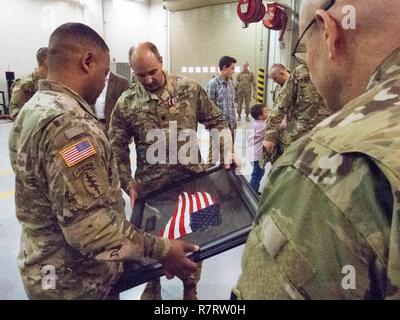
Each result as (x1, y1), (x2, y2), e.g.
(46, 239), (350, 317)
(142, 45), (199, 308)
(59, 138), (97, 168)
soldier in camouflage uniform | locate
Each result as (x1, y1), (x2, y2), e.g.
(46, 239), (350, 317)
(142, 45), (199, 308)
(9, 47), (48, 120)
(109, 42), (232, 300)
(234, 0), (400, 299)
(8, 23), (198, 300)
(263, 63), (331, 156)
(235, 63), (256, 121)
(269, 63), (290, 108)
(263, 64), (291, 165)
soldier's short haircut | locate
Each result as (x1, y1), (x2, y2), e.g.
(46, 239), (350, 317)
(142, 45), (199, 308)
(250, 104), (265, 120)
(36, 47), (48, 66)
(48, 23), (109, 71)
(270, 63), (288, 73)
(219, 56), (237, 71)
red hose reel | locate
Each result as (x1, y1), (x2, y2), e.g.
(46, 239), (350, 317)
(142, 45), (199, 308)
(237, 1), (288, 42)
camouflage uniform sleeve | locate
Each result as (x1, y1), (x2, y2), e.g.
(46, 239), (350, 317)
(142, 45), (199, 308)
(264, 73), (295, 143)
(253, 154), (392, 299)
(108, 99), (136, 195)
(44, 114), (170, 262)
(195, 83), (233, 163)
(9, 80), (33, 120)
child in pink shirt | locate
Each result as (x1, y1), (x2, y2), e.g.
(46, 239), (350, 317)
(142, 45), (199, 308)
(247, 104), (268, 193)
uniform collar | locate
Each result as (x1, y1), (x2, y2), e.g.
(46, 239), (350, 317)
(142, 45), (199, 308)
(38, 79), (96, 117)
(367, 47), (400, 90)
(139, 72), (175, 102)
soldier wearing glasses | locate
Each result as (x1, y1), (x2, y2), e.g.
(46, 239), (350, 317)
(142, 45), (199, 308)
(263, 58), (331, 156)
(234, 0), (400, 299)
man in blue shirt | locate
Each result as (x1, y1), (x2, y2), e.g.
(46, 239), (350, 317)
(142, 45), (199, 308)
(207, 56), (237, 140)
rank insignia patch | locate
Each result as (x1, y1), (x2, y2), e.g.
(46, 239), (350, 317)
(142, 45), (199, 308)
(60, 139), (96, 167)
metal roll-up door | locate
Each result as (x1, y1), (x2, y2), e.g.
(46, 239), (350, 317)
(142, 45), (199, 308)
(169, 2), (266, 90)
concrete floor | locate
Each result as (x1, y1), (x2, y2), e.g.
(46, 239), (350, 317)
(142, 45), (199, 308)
(0, 115), (268, 300)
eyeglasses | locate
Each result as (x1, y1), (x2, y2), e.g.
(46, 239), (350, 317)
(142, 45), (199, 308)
(292, 0), (336, 62)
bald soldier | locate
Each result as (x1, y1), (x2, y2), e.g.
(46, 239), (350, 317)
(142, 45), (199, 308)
(263, 64), (291, 165)
(269, 64), (290, 105)
(235, 63), (256, 121)
(234, 0), (400, 299)
(9, 47), (48, 120)
(109, 42), (232, 300)
(263, 63), (332, 155)
(9, 23), (198, 300)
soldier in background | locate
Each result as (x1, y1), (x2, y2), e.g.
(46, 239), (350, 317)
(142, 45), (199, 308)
(234, 0), (400, 299)
(263, 63), (331, 155)
(109, 42), (233, 300)
(269, 63), (290, 104)
(9, 23), (198, 300)
(263, 63), (292, 165)
(9, 47), (48, 120)
(235, 62), (256, 121)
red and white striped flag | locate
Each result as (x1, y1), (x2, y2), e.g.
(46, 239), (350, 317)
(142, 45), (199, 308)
(59, 139), (96, 167)
(160, 192), (221, 240)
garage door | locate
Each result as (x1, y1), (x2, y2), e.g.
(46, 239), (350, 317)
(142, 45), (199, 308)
(169, 2), (267, 90)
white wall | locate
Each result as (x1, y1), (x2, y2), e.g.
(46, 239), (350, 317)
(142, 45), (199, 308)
(149, 0), (169, 70)
(0, 0), (165, 103)
(83, 0), (105, 36)
(0, 0), (103, 101)
(0, 0), (91, 76)
(104, 0), (151, 63)
(103, 0), (168, 68)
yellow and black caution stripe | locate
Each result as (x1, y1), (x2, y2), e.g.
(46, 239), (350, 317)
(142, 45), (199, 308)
(256, 68), (265, 104)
